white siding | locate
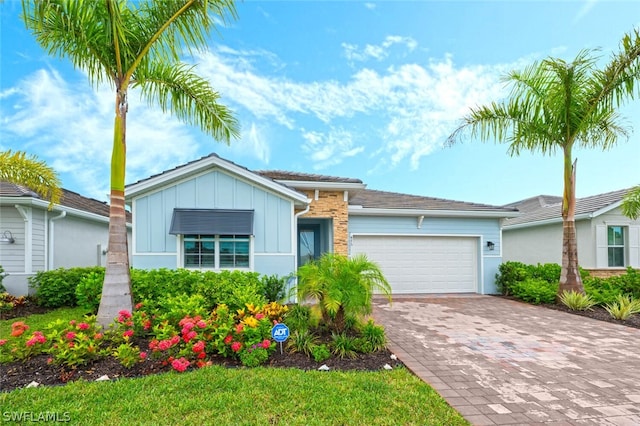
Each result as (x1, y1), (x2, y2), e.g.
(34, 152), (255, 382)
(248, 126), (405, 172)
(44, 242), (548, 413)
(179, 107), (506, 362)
(0, 206), (25, 273)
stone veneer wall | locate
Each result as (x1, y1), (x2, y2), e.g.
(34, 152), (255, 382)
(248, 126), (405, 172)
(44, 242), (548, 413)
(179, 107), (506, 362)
(585, 268), (639, 278)
(299, 190), (349, 256)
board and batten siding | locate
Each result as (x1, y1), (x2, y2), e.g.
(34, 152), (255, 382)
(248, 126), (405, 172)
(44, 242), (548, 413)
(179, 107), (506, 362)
(131, 169), (296, 275)
(348, 215), (503, 293)
(0, 206), (26, 272)
(31, 209), (46, 271)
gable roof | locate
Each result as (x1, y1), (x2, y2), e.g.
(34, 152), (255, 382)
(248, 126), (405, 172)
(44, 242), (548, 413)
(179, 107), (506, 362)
(125, 153), (309, 205)
(0, 181), (130, 221)
(504, 188), (632, 228)
(348, 188), (519, 217)
(503, 194), (563, 213)
(257, 170), (363, 184)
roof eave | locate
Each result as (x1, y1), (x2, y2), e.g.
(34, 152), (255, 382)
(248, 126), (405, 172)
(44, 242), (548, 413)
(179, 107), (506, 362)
(504, 213), (592, 230)
(348, 206), (520, 218)
(273, 180), (366, 191)
(125, 156), (308, 204)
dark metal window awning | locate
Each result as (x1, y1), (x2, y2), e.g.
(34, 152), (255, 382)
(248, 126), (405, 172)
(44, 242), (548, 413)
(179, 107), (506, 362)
(169, 209), (254, 236)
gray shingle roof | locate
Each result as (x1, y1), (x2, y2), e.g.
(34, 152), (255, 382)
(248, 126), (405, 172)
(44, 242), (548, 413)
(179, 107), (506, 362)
(257, 170), (363, 184)
(504, 188), (632, 227)
(503, 195), (563, 213)
(350, 188), (518, 212)
(0, 181), (130, 221)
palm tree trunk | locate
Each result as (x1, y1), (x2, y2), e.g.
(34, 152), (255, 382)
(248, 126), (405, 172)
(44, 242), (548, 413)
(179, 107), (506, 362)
(559, 154), (584, 297)
(97, 89), (133, 327)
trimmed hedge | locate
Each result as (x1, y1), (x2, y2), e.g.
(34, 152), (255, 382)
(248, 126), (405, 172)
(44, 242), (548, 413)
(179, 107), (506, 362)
(30, 267), (284, 312)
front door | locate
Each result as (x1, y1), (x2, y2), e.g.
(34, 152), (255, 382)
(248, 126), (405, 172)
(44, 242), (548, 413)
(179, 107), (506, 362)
(298, 225), (321, 266)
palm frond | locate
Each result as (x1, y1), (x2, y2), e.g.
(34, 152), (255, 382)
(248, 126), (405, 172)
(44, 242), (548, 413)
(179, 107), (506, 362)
(0, 151), (62, 208)
(134, 61), (239, 142)
(622, 185), (640, 220)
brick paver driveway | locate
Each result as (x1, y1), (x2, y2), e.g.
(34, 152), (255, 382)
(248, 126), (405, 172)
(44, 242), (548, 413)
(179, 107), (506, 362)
(373, 295), (640, 425)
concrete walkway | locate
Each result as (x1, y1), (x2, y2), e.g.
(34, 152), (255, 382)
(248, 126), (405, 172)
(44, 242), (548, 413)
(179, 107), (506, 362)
(373, 295), (640, 425)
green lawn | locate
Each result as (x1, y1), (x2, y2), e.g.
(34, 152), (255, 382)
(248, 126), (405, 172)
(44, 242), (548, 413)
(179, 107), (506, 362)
(1, 308), (468, 425)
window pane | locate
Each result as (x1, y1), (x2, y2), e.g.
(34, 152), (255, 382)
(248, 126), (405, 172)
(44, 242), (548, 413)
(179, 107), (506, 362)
(608, 247), (624, 267)
(219, 236), (250, 268)
(184, 235), (216, 268)
(608, 226), (624, 245)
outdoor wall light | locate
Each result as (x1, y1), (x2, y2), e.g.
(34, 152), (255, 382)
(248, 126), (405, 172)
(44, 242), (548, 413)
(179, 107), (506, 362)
(486, 241), (495, 251)
(0, 230), (15, 244)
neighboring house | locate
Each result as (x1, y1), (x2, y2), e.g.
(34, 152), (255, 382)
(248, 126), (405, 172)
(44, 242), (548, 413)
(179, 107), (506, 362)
(126, 153), (518, 294)
(0, 182), (131, 295)
(502, 188), (640, 275)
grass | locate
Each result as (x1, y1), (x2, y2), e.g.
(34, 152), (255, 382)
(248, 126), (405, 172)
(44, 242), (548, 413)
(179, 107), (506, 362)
(1, 307), (469, 425)
(0, 366), (468, 425)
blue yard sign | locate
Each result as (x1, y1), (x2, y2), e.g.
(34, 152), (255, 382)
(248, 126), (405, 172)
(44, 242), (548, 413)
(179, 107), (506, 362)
(271, 323), (290, 343)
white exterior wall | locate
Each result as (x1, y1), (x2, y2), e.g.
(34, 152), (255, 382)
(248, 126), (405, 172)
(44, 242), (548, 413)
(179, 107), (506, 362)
(503, 222), (562, 265)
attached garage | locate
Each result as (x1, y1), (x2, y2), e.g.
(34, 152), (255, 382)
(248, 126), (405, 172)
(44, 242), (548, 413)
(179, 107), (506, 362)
(351, 235), (479, 294)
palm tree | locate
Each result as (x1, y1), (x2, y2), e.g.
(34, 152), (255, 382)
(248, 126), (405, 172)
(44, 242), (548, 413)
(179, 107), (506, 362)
(22, 0), (240, 327)
(296, 253), (391, 332)
(447, 29), (640, 297)
(0, 150), (61, 209)
(622, 185), (640, 220)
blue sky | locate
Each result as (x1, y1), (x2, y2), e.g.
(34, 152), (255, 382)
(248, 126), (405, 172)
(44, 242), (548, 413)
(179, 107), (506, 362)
(1, 0), (639, 206)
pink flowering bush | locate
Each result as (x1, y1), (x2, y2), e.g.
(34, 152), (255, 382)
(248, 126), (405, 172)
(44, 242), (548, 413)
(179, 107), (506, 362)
(46, 317), (107, 367)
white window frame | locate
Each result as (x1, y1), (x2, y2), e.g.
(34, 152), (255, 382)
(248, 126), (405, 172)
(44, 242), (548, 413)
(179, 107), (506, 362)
(607, 225), (626, 267)
(178, 234), (254, 271)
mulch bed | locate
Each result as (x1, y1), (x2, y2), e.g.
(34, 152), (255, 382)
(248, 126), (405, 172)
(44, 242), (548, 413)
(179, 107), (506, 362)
(1, 303), (402, 393)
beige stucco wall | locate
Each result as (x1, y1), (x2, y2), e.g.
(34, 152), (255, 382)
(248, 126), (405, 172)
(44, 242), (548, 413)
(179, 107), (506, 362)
(299, 190), (348, 255)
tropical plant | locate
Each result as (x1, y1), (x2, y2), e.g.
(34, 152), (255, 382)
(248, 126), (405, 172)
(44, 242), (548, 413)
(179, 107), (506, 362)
(330, 332), (358, 359)
(622, 185), (640, 220)
(559, 290), (597, 311)
(0, 150), (61, 209)
(286, 329), (318, 356)
(604, 294), (640, 320)
(22, 0), (240, 327)
(447, 29), (640, 298)
(296, 253), (391, 332)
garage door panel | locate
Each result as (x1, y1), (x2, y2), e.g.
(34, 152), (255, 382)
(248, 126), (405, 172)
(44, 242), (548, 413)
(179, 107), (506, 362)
(351, 235), (478, 294)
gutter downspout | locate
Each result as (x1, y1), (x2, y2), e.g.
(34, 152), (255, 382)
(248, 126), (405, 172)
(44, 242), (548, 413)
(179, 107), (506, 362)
(292, 202), (312, 303)
(48, 211), (66, 270)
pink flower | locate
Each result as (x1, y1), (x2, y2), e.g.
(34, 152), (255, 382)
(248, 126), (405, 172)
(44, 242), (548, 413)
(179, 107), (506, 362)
(231, 341), (242, 353)
(135, 302), (144, 310)
(261, 339), (271, 349)
(224, 335), (233, 344)
(78, 322), (90, 330)
(139, 351), (147, 360)
(171, 357), (190, 373)
(182, 330), (197, 343)
(0, 339), (7, 346)
(149, 340), (159, 350)
(182, 322), (195, 331)
(170, 335), (180, 345)
(123, 329), (134, 338)
(69, 320), (76, 326)
(197, 352), (206, 359)
(118, 310), (132, 319)
(46, 358), (53, 364)
(235, 324), (244, 334)
(66, 332), (76, 341)
(158, 340), (171, 351)
(143, 320), (152, 330)
(192, 341), (205, 353)
(196, 320), (207, 329)
(255, 313), (265, 320)
(94, 333), (103, 340)
(26, 338), (37, 347)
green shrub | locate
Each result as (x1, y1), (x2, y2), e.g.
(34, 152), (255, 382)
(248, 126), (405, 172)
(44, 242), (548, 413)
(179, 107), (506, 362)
(357, 320), (386, 353)
(607, 267), (640, 299)
(155, 293), (208, 326)
(75, 271), (105, 312)
(605, 294), (640, 320)
(311, 344), (331, 363)
(284, 304), (313, 333)
(0, 265), (6, 293)
(584, 277), (622, 305)
(286, 329), (318, 356)
(559, 290), (596, 311)
(495, 261), (530, 295)
(331, 332), (358, 359)
(261, 274), (287, 302)
(528, 263), (561, 283)
(511, 278), (557, 304)
(193, 270), (264, 311)
(30, 267), (105, 308)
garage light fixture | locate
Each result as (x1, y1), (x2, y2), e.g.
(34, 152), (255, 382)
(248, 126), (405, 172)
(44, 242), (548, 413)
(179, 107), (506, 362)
(0, 230), (15, 244)
(486, 241), (495, 251)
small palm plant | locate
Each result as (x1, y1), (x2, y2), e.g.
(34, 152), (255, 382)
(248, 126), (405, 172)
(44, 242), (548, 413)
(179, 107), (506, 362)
(559, 290), (597, 311)
(296, 253), (391, 332)
(605, 295), (640, 320)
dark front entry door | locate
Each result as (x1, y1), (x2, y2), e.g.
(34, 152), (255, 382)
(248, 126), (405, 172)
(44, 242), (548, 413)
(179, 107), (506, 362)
(298, 224), (321, 266)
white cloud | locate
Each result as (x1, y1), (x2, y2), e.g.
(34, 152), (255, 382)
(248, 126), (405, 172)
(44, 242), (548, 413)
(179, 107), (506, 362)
(302, 128), (365, 170)
(0, 69), (200, 200)
(342, 35), (418, 63)
(573, 0), (598, 24)
(364, 3), (376, 10)
(195, 46), (509, 172)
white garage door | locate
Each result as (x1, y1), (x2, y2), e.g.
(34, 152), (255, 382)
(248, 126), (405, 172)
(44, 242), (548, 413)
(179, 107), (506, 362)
(351, 235), (478, 294)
